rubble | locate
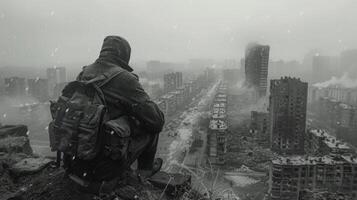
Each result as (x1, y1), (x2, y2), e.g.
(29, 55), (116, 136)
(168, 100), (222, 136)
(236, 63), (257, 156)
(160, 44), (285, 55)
(0, 124), (202, 200)
(10, 157), (52, 177)
(0, 136), (32, 155)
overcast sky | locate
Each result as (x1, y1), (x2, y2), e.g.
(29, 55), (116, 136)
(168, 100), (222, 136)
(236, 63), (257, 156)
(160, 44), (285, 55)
(0, 0), (356, 67)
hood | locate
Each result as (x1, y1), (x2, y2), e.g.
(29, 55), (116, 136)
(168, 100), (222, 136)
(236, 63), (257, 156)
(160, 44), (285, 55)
(97, 35), (133, 72)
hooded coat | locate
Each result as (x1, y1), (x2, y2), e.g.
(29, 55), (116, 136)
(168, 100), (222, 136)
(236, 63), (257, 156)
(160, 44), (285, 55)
(76, 36), (164, 134)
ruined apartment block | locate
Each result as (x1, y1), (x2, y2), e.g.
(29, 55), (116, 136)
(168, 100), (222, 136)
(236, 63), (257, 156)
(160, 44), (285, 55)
(269, 155), (357, 200)
(250, 111), (269, 147)
(208, 82), (228, 165)
(244, 43), (270, 98)
(305, 129), (354, 156)
(163, 72), (183, 93)
(269, 77), (308, 155)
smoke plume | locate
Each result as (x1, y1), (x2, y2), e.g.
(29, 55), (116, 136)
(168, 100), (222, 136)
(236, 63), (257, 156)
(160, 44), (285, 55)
(313, 73), (357, 88)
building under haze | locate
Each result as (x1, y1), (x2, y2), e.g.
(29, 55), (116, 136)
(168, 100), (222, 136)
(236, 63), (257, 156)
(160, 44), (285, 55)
(222, 68), (240, 86)
(46, 67), (66, 98)
(244, 43), (270, 97)
(27, 78), (49, 102)
(269, 77), (308, 155)
(163, 72), (183, 93)
(340, 49), (357, 78)
(4, 77), (26, 97)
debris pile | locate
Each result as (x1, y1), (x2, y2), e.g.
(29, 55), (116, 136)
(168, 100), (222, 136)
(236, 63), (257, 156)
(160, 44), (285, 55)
(0, 124), (202, 200)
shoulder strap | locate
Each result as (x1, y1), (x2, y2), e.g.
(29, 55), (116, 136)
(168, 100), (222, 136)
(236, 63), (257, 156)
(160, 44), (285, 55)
(87, 69), (126, 106)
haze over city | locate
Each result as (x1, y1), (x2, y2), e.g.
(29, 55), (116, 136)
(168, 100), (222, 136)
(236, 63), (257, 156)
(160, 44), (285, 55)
(1, 0), (357, 68)
(2, 1), (357, 200)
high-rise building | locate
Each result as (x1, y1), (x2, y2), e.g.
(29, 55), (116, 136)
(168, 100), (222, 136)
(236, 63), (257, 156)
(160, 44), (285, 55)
(47, 67), (66, 98)
(244, 43), (270, 97)
(4, 77), (26, 97)
(27, 78), (49, 102)
(163, 72), (182, 93)
(269, 77), (308, 155)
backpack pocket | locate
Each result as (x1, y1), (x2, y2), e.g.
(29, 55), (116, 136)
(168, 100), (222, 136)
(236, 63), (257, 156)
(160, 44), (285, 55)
(103, 116), (131, 161)
(49, 100), (107, 160)
(77, 104), (107, 160)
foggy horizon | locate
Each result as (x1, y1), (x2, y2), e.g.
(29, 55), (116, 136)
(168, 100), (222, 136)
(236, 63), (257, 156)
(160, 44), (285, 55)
(1, 0), (357, 68)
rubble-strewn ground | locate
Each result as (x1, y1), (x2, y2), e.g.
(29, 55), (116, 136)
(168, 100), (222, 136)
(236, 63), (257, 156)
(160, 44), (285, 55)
(221, 88), (271, 200)
(0, 125), (206, 200)
(1, 153), (207, 200)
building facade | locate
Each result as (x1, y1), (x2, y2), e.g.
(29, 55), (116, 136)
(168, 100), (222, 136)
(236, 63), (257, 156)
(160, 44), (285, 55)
(269, 155), (357, 200)
(27, 78), (49, 102)
(46, 67), (66, 98)
(269, 77), (308, 155)
(4, 77), (26, 97)
(244, 43), (270, 97)
(163, 72), (183, 93)
(250, 111), (270, 147)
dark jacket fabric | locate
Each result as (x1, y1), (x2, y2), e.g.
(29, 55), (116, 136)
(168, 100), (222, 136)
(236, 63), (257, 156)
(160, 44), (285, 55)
(77, 36), (165, 134)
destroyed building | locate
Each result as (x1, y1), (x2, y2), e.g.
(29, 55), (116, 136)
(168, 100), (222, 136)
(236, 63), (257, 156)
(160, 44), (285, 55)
(163, 72), (183, 93)
(250, 111), (269, 147)
(305, 129), (354, 156)
(244, 43), (270, 98)
(208, 82), (228, 165)
(269, 77), (308, 155)
(269, 155), (357, 200)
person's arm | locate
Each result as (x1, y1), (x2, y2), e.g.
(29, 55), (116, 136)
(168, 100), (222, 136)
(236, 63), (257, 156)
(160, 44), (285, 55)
(108, 72), (165, 134)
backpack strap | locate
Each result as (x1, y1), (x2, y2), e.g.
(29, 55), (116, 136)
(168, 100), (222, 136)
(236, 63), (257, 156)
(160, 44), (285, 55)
(85, 70), (126, 106)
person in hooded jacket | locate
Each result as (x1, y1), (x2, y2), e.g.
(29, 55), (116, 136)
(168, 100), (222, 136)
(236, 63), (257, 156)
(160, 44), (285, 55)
(73, 35), (165, 193)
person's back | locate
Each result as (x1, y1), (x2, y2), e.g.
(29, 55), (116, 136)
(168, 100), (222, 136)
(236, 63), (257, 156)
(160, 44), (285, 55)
(61, 36), (164, 193)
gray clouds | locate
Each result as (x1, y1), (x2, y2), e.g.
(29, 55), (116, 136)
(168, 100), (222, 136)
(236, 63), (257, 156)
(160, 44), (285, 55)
(0, 0), (356, 67)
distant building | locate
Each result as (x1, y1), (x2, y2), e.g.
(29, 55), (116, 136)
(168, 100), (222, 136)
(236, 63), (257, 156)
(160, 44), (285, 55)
(27, 78), (49, 102)
(314, 97), (357, 147)
(53, 82), (68, 100)
(47, 67), (66, 98)
(204, 67), (216, 84)
(146, 60), (162, 71)
(299, 189), (353, 200)
(222, 68), (240, 86)
(163, 72), (182, 93)
(250, 111), (269, 147)
(244, 43), (270, 97)
(269, 155), (357, 200)
(208, 82), (228, 165)
(159, 94), (176, 116)
(4, 77), (26, 97)
(269, 77), (308, 155)
(0, 76), (5, 96)
(222, 59), (238, 68)
(305, 129), (354, 156)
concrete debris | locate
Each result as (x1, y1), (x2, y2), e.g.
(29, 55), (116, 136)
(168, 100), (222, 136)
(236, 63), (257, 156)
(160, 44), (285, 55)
(0, 136), (32, 155)
(10, 157), (52, 177)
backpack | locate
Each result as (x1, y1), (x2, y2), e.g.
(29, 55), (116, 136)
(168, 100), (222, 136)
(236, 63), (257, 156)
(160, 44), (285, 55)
(48, 70), (129, 172)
